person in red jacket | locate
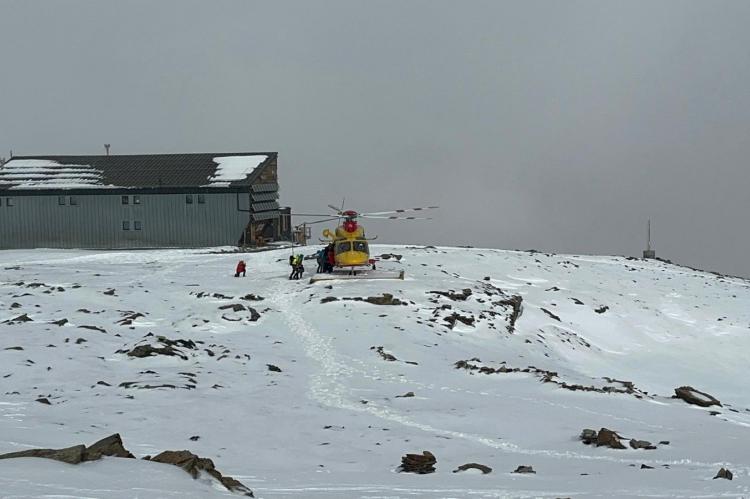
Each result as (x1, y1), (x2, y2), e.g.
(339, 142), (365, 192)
(235, 260), (246, 277)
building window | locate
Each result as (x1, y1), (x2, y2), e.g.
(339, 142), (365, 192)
(134, 220), (142, 231)
(122, 195), (129, 205)
(69, 196), (78, 206)
(133, 195), (141, 205)
(58, 196), (66, 205)
(197, 194), (205, 204)
(186, 194), (193, 204)
(122, 221), (130, 231)
(6, 198), (14, 207)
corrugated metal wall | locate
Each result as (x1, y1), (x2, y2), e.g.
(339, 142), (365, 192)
(0, 191), (252, 249)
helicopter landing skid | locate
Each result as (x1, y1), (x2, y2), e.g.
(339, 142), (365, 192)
(309, 269), (405, 283)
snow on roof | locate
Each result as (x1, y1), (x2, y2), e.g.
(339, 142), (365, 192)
(0, 159), (117, 190)
(205, 155), (269, 187)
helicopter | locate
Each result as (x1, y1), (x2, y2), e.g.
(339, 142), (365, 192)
(299, 204), (437, 282)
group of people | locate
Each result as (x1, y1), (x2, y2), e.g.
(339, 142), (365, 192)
(316, 244), (336, 273)
(288, 253), (305, 280)
(234, 245), (336, 281)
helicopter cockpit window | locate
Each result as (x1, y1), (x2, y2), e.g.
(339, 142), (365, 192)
(336, 242), (352, 253)
(353, 241), (368, 253)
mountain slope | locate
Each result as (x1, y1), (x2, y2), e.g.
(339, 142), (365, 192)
(1, 246), (749, 498)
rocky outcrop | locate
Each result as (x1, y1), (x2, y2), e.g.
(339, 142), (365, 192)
(371, 346), (398, 361)
(629, 439), (656, 450)
(453, 462), (492, 474)
(119, 335), (197, 361)
(147, 450), (254, 496)
(512, 465), (536, 474)
(714, 467), (733, 480)
(0, 434), (133, 465)
(398, 451), (436, 474)
(428, 288), (472, 301)
(0, 435), (252, 496)
(674, 386), (721, 407)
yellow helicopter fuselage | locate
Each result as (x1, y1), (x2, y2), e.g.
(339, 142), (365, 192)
(323, 226), (372, 267)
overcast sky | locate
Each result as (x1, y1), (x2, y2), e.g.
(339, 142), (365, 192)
(1, 0), (749, 276)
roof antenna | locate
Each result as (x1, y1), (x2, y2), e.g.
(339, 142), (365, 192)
(104, 144), (111, 156)
(643, 219), (656, 259)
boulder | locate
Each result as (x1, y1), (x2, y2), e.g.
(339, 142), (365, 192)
(84, 434), (135, 461)
(399, 451), (436, 474)
(596, 428), (626, 449)
(674, 386), (721, 407)
(147, 450), (254, 496)
(580, 429), (598, 445)
(512, 465), (536, 474)
(453, 462), (492, 474)
(714, 467), (733, 480)
(366, 293), (404, 306)
(629, 439), (656, 450)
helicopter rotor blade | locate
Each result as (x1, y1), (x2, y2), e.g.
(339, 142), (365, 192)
(360, 206), (439, 216)
(296, 217), (339, 226)
(327, 204), (343, 214)
(292, 213), (339, 217)
(358, 215), (432, 220)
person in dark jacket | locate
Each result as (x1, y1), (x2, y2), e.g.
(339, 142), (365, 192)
(289, 254), (296, 280)
(326, 244), (335, 273)
(235, 260), (246, 277)
(316, 249), (325, 274)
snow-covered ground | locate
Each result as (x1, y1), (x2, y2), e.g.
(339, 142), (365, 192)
(1, 245), (749, 498)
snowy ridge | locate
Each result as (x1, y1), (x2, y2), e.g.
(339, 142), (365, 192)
(1, 246), (749, 498)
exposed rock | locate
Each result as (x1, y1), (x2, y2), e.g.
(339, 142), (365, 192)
(444, 312), (475, 329)
(147, 450), (254, 496)
(79, 325), (107, 333)
(674, 386), (721, 407)
(495, 295), (523, 333)
(4, 346), (23, 351)
(83, 434), (135, 460)
(0, 444), (86, 464)
(103, 289), (116, 296)
(512, 465), (536, 474)
(398, 451), (436, 474)
(36, 397), (51, 405)
(629, 439), (656, 450)
(595, 305), (609, 314)
(0, 433), (134, 465)
(240, 294), (264, 301)
(3, 313), (33, 324)
(320, 296), (339, 303)
(219, 303), (246, 312)
(595, 428), (626, 449)
(580, 429), (598, 445)
(540, 308), (561, 322)
(453, 462), (492, 474)
(365, 293), (404, 306)
(50, 318), (69, 326)
(428, 288), (472, 301)
(396, 391), (415, 398)
(641, 464), (654, 469)
(714, 467), (733, 480)
(267, 364), (282, 372)
(379, 253), (403, 261)
(371, 346), (397, 362)
(126, 344), (187, 360)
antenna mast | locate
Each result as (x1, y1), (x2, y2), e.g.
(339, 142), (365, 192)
(643, 219), (656, 259)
